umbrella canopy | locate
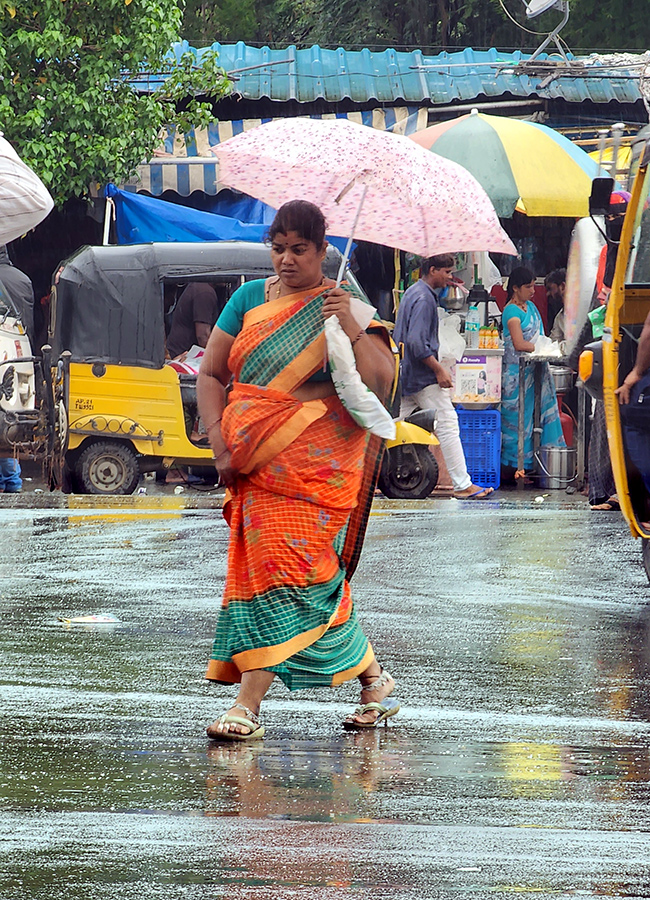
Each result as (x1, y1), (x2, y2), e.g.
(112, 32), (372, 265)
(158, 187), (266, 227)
(410, 110), (604, 219)
(588, 145), (631, 175)
(0, 135), (53, 243)
(212, 117), (516, 257)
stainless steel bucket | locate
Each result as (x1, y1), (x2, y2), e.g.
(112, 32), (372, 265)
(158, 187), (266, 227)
(549, 365), (574, 393)
(536, 446), (577, 489)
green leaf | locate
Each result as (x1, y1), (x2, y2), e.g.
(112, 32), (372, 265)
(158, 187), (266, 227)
(1, 0), (231, 206)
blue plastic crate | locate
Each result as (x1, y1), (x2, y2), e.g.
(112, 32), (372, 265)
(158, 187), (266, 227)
(456, 407), (501, 490)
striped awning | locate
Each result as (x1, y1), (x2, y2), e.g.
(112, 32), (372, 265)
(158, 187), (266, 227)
(125, 107), (429, 196)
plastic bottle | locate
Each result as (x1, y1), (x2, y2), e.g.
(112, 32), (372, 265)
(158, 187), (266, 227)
(478, 325), (487, 349)
(491, 323), (499, 349)
(465, 305), (480, 350)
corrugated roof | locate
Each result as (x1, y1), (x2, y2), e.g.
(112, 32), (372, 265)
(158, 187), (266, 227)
(130, 43), (646, 107)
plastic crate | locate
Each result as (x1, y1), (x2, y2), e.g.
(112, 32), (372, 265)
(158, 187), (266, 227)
(456, 407), (501, 490)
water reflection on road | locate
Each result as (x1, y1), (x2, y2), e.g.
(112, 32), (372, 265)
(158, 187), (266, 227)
(2, 498), (650, 898)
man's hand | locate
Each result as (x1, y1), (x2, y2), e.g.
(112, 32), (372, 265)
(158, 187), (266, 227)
(616, 369), (641, 405)
(423, 355), (453, 388)
(433, 360), (453, 389)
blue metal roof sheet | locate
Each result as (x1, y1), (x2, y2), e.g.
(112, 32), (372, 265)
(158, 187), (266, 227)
(131, 43), (644, 107)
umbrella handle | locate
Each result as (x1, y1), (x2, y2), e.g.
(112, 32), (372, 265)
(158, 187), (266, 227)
(335, 183), (368, 287)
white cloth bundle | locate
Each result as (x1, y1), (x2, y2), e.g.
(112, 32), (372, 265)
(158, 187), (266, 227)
(530, 334), (563, 358)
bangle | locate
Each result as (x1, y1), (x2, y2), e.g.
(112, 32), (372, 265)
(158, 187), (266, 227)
(205, 417), (222, 434)
(351, 330), (365, 347)
(215, 449), (229, 460)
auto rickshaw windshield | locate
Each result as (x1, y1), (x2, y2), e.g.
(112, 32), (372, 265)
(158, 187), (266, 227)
(626, 173), (650, 285)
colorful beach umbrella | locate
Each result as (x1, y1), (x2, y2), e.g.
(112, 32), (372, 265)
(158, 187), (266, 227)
(212, 117), (516, 260)
(410, 110), (604, 219)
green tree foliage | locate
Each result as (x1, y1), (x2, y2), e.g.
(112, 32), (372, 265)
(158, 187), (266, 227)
(0, 0), (232, 205)
(181, 0), (650, 52)
(564, 0), (650, 50)
(182, 0), (524, 50)
(183, 0), (259, 43)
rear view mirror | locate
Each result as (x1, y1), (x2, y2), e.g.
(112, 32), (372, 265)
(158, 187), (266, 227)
(589, 177), (615, 217)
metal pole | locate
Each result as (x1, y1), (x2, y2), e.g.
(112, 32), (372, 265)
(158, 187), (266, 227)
(597, 129), (609, 174)
(611, 122), (625, 182)
(533, 361), (542, 475)
(517, 356), (526, 489)
(102, 198), (114, 246)
(575, 380), (586, 489)
(335, 183), (368, 287)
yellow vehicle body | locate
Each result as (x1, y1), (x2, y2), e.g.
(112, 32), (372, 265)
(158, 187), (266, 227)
(601, 148), (650, 542)
(66, 361), (212, 467)
(386, 419), (439, 449)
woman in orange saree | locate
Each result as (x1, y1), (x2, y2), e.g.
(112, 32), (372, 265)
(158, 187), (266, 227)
(197, 200), (399, 741)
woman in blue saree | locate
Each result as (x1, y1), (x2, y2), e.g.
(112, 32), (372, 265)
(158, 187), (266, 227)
(501, 267), (565, 473)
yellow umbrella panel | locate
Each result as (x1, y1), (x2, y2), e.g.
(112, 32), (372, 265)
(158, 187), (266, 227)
(411, 111), (604, 218)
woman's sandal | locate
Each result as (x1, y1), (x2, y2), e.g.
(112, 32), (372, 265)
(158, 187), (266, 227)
(206, 703), (265, 742)
(343, 668), (401, 731)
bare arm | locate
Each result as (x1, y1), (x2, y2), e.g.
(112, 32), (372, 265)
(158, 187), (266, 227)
(508, 317), (535, 353)
(194, 321), (212, 348)
(322, 287), (395, 401)
(196, 326), (236, 485)
(422, 355), (453, 389)
(616, 310), (650, 404)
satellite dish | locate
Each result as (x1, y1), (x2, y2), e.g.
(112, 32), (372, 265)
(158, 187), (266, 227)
(520, 0), (571, 63)
(525, 0), (562, 15)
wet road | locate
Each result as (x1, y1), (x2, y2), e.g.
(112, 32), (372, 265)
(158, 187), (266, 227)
(2, 493), (650, 899)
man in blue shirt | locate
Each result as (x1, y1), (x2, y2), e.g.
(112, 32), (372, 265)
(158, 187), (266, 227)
(393, 254), (494, 500)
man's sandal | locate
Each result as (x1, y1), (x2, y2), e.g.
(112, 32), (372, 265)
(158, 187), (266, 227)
(206, 703), (265, 742)
(343, 668), (401, 731)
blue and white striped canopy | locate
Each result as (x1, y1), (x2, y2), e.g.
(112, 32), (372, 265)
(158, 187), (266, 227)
(125, 107), (428, 196)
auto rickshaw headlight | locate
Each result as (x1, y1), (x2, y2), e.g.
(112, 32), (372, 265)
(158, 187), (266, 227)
(579, 349), (594, 383)
(579, 340), (604, 401)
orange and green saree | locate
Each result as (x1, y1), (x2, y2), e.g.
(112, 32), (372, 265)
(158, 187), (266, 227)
(206, 283), (386, 690)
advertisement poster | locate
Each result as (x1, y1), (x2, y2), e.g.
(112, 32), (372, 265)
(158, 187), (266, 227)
(452, 354), (501, 405)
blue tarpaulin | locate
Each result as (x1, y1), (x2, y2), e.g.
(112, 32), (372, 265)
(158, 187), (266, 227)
(104, 184), (268, 245)
(104, 184), (351, 254)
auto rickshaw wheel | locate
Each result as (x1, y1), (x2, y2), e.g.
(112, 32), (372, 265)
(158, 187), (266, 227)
(75, 440), (140, 495)
(377, 444), (439, 500)
(642, 538), (650, 585)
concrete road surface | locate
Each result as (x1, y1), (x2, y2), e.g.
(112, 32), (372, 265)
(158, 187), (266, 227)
(1, 491), (650, 899)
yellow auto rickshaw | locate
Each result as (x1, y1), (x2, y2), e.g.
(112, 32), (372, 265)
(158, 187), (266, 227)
(48, 240), (439, 496)
(580, 158), (650, 581)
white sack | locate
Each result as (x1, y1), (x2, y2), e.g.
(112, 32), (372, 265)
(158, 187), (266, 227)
(438, 310), (466, 364)
(325, 314), (396, 440)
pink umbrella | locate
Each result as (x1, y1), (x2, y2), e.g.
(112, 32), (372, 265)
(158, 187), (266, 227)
(212, 117), (516, 274)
